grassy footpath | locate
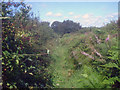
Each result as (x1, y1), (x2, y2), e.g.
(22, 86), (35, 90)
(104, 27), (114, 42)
(47, 33), (102, 88)
(49, 41), (104, 88)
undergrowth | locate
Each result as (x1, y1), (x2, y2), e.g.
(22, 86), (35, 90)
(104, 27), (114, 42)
(48, 29), (120, 88)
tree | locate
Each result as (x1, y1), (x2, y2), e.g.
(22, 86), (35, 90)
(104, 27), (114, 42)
(51, 20), (82, 35)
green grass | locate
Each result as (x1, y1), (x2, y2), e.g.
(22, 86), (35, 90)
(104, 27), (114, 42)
(47, 27), (118, 88)
(48, 32), (99, 88)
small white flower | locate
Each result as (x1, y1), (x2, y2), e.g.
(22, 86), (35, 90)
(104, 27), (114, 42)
(78, 63), (82, 65)
(56, 83), (59, 86)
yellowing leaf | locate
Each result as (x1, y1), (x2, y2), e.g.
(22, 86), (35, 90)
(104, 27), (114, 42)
(29, 73), (33, 75)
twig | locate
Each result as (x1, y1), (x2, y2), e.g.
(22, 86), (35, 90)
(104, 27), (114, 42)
(18, 53), (48, 56)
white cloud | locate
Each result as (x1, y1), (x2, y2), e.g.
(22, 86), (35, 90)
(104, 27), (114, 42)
(104, 18), (109, 22)
(80, 13), (117, 27)
(46, 12), (63, 17)
(80, 14), (105, 27)
(82, 14), (89, 19)
(73, 15), (81, 19)
(68, 12), (74, 15)
(105, 13), (118, 20)
(46, 12), (53, 16)
(54, 13), (62, 17)
(112, 13), (118, 16)
(64, 16), (69, 19)
(45, 12), (118, 27)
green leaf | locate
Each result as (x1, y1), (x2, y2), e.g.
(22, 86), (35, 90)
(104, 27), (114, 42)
(16, 60), (19, 64)
(100, 62), (120, 69)
(3, 51), (10, 56)
(10, 85), (13, 89)
(29, 73), (33, 75)
(81, 74), (88, 78)
(12, 54), (16, 59)
(28, 58), (32, 61)
(102, 77), (119, 85)
(2, 62), (4, 65)
(7, 83), (10, 86)
(0, 83), (2, 86)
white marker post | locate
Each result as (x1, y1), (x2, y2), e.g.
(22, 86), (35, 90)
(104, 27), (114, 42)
(47, 49), (50, 54)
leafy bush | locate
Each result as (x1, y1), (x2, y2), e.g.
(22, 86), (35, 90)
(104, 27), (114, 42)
(2, 1), (54, 89)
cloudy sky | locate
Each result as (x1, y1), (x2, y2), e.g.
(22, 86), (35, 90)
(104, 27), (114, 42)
(28, 2), (118, 27)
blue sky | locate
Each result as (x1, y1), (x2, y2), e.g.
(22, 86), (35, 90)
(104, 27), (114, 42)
(27, 2), (118, 27)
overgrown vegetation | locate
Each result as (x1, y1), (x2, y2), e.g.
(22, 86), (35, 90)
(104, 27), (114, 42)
(1, 1), (120, 89)
(47, 24), (120, 88)
(2, 1), (54, 89)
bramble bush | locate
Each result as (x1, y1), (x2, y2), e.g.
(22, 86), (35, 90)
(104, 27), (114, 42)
(2, 1), (53, 89)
